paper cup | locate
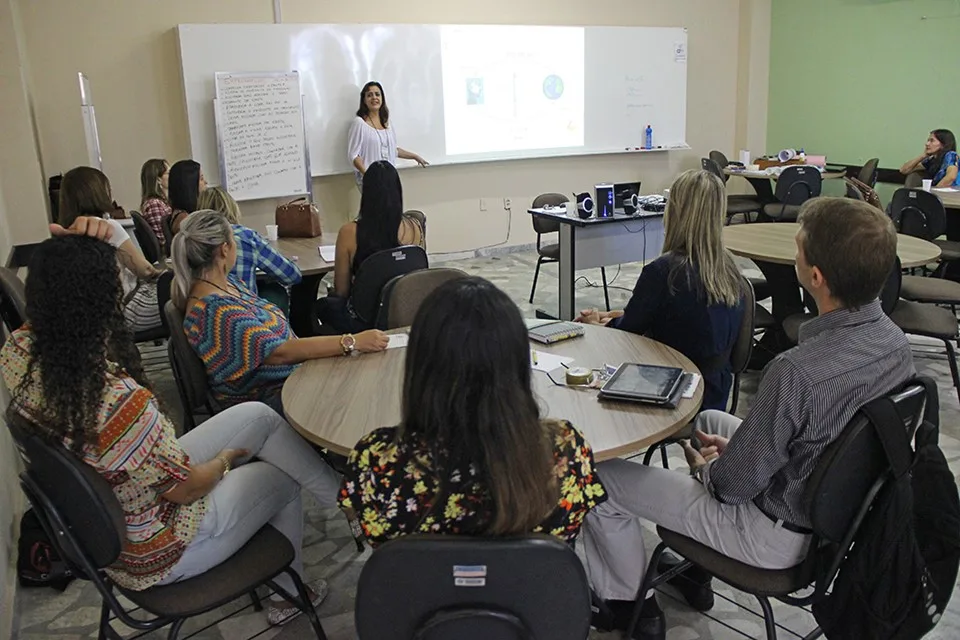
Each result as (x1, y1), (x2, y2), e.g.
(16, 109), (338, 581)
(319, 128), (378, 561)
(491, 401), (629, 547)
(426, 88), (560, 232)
(662, 189), (670, 200)
(739, 150), (751, 165)
(778, 148), (797, 163)
(922, 179), (933, 192)
(265, 224), (279, 241)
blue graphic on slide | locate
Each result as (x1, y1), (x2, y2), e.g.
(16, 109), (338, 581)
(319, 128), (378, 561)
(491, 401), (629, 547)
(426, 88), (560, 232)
(542, 74), (564, 100)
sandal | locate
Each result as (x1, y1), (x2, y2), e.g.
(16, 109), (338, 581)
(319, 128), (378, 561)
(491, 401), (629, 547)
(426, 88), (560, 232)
(266, 579), (329, 626)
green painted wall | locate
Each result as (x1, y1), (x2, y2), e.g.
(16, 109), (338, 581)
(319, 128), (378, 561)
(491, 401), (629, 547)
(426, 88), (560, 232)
(768, 0), (960, 171)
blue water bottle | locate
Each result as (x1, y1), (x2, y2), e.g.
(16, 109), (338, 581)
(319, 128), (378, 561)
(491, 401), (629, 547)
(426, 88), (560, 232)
(644, 124), (653, 149)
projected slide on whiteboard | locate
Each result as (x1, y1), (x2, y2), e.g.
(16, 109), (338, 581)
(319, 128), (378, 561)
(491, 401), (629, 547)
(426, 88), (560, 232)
(440, 25), (585, 156)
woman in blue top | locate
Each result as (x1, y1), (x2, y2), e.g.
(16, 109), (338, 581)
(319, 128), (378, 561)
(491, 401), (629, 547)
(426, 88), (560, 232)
(577, 170), (745, 411)
(900, 129), (959, 187)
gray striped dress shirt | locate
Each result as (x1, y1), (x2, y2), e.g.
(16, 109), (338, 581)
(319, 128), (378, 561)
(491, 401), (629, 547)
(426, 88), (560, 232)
(701, 300), (915, 528)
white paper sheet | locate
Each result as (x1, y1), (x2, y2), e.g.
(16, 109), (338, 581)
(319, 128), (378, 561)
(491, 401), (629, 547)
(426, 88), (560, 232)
(681, 372), (701, 398)
(387, 334), (409, 349)
(318, 245), (336, 262)
(530, 349), (574, 372)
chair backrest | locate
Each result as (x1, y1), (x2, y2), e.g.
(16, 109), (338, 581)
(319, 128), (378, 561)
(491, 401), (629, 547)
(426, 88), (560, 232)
(130, 211), (162, 265)
(803, 380), (929, 579)
(700, 157), (725, 181)
(530, 193), (567, 235)
(378, 267), (469, 329)
(880, 256), (903, 316)
(708, 150), (732, 182)
(845, 181), (865, 200)
(729, 277), (756, 375)
(163, 301), (214, 417)
(404, 209), (427, 247)
(162, 214), (176, 257)
(156, 271), (174, 333)
(350, 246), (429, 325)
(889, 188), (947, 240)
(0, 267), (27, 333)
(858, 158), (880, 187)
(773, 166), (823, 205)
(904, 172), (924, 189)
(355, 534), (591, 640)
(8, 413), (126, 571)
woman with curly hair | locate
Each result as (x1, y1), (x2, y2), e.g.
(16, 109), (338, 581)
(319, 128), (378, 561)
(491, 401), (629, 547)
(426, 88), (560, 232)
(0, 220), (339, 625)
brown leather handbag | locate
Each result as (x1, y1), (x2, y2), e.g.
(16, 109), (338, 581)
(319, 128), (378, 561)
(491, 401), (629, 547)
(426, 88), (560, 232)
(275, 197), (322, 238)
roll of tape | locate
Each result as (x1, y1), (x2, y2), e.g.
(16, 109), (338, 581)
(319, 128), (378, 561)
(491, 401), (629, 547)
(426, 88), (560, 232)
(565, 367), (593, 385)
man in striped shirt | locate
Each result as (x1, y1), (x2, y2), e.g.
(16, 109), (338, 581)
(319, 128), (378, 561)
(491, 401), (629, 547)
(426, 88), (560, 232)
(582, 198), (916, 640)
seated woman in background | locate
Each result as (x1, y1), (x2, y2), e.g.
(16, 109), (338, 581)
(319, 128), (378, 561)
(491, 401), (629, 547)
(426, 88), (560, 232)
(139, 158), (171, 249)
(168, 159), (206, 235)
(316, 160), (424, 332)
(1, 223), (339, 625)
(339, 277), (606, 546)
(900, 129), (959, 187)
(197, 186), (302, 298)
(172, 210), (387, 412)
(577, 170), (745, 411)
(59, 166), (164, 334)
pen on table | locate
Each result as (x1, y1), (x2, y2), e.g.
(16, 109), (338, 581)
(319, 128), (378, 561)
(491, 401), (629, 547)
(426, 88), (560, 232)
(532, 350), (538, 366)
(561, 362), (570, 369)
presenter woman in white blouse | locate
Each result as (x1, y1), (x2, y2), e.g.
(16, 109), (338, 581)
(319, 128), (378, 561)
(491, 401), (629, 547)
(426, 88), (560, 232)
(347, 81), (428, 187)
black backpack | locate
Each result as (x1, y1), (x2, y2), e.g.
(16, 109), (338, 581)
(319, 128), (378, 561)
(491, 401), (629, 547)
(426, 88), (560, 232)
(17, 508), (74, 591)
(813, 379), (960, 639)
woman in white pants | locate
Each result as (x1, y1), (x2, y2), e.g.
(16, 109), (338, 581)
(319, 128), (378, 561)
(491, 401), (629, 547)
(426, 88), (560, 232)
(0, 219), (339, 626)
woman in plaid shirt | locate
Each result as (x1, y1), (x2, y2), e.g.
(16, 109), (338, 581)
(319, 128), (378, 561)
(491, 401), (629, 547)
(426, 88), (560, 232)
(139, 159), (171, 250)
(197, 186), (302, 295)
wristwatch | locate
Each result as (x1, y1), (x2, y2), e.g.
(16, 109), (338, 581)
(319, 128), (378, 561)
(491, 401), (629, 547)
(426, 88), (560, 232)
(340, 333), (357, 356)
(216, 455), (231, 477)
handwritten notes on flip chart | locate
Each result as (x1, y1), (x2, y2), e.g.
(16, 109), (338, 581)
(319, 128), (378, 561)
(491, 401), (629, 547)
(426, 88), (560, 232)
(214, 72), (310, 201)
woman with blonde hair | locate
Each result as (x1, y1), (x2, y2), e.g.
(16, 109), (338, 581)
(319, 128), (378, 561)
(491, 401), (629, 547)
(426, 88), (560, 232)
(139, 159), (171, 248)
(577, 169), (744, 411)
(197, 187), (301, 296)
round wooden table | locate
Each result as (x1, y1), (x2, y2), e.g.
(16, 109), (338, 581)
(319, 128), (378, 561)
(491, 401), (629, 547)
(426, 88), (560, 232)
(722, 222), (941, 268)
(282, 324), (703, 462)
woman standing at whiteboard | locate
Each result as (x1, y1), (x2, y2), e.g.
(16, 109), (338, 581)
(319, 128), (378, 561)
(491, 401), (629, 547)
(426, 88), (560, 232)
(347, 81), (428, 187)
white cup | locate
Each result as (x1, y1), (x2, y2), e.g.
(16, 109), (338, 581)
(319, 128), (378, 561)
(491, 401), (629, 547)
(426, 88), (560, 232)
(922, 179), (933, 192)
(265, 224), (279, 241)
(662, 189), (670, 200)
(739, 150), (751, 165)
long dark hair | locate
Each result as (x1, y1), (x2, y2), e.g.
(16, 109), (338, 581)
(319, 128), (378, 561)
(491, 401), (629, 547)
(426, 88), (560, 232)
(58, 166), (113, 227)
(355, 161), (403, 268)
(140, 158), (168, 204)
(929, 129), (957, 176)
(168, 160), (201, 212)
(356, 81), (389, 127)
(399, 277), (559, 535)
(12, 237), (148, 454)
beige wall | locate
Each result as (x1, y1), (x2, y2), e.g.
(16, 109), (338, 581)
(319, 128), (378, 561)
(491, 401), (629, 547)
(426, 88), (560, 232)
(10, 0), (770, 254)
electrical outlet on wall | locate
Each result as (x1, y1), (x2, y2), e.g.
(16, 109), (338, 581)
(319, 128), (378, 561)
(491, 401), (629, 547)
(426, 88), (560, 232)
(503, 198), (511, 209)
(479, 198), (487, 211)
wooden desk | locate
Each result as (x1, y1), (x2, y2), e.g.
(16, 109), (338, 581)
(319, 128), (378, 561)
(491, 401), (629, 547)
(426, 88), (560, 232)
(723, 168), (846, 181)
(283, 324), (703, 461)
(935, 188), (960, 211)
(275, 235), (336, 276)
(722, 223), (941, 269)
(275, 235), (336, 336)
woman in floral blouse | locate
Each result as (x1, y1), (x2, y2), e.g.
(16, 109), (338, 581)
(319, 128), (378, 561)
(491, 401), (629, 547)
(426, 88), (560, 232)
(339, 276), (607, 545)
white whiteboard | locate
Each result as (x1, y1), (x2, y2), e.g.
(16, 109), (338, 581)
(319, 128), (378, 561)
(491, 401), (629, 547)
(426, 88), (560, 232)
(178, 24), (688, 181)
(214, 72), (310, 201)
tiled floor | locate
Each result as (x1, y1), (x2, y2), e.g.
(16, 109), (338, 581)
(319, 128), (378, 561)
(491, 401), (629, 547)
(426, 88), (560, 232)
(11, 250), (960, 639)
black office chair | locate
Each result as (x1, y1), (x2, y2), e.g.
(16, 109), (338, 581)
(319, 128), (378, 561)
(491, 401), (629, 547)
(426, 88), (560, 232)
(132, 271), (172, 345)
(377, 267), (469, 329)
(0, 267), (27, 334)
(529, 193), (611, 310)
(629, 380), (932, 640)
(858, 158), (880, 187)
(355, 534), (591, 640)
(317, 246), (429, 333)
(163, 301), (221, 432)
(701, 158), (762, 224)
(762, 166), (822, 221)
(8, 413), (328, 640)
(889, 188), (960, 276)
(130, 211), (163, 265)
(162, 214), (177, 258)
